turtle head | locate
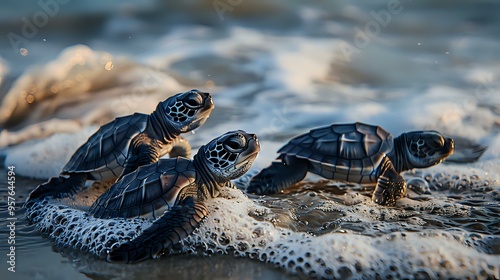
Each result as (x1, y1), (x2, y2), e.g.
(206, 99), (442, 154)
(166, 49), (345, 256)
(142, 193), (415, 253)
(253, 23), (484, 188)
(199, 130), (260, 182)
(402, 131), (454, 169)
(162, 89), (214, 133)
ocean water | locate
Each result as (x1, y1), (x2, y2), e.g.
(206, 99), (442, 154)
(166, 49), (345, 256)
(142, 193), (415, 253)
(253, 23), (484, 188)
(0, 0), (499, 279)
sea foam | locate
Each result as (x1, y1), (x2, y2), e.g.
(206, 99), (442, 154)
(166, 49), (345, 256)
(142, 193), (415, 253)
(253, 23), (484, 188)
(25, 185), (499, 279)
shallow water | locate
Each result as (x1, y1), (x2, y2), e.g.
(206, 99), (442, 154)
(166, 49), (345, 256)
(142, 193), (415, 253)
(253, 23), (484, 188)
(1, 0), (500, 279)
(0, 174), (293, 280)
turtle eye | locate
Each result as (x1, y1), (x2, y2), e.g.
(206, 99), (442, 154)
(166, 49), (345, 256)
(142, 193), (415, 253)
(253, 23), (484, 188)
(424, 134), (444, 149)
(224, 135), (245, 152)
(184, 92), (203, 108)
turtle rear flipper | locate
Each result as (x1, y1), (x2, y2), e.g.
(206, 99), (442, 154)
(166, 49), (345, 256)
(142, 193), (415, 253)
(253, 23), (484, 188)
(107, 199), (208, 263)
(26, 173), (87, 202)
(247, 156), (308, 195)
(372, 157), (406, 206)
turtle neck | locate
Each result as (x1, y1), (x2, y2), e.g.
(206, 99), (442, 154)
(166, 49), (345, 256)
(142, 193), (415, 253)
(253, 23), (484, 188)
(193, 149), (225, 200)
(146, 102), (180, 143)
(388, 133), (412, 173)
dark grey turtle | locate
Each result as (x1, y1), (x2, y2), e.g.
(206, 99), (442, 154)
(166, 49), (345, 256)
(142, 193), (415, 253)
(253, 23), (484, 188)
(247, 122), (454, 206)
(28, 89), (214, 201)
(88, 130), (260, 263)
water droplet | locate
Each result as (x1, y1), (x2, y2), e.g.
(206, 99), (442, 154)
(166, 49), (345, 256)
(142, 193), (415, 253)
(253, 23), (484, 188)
(50, 85), (59, 93)
(20, 48), (28, 56)
(105, 61), (114, 71)
(26, 94), (35, 104)
(205, 80), (214, 89)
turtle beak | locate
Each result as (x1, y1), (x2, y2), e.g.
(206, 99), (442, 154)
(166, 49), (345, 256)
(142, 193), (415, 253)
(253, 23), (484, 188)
(250, 133), (259, 145)
(236, 133), (260, 168)
(443, 137), (454, 156)
(247, 134), (260, 154)
(186, 93), (214, 131)
(201, 92), (214, 110)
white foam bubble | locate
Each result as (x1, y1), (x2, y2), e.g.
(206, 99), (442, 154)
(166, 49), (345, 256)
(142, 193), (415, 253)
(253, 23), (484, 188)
(25, 187), (499, 279)
(25, 199), (150, 258)
(0, 44), (184, 144)
(169, 188), (500, 279)
(4, 127), (96, 178)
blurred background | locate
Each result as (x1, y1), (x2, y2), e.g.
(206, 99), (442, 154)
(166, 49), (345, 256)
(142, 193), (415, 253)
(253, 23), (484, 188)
(0, 1), (499, 279)
(1, 0), (499, 163)
(1, 0), (499, 174)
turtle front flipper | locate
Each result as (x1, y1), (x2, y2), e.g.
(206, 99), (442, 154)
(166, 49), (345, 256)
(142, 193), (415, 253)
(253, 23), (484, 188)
(247, 155), (309, 195)
(372, 157), (406, 206)
(107, 198), (208, 263)
(118, 142), (161, 180)
(169, 136), (192, 158)
(26, 173), (87, 202)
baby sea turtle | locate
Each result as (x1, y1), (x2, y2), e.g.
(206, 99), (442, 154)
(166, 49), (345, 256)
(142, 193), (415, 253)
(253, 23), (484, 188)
(28, 89), (214, 201)
(247, 122), (454, 206)
(89, 130), (260, 263)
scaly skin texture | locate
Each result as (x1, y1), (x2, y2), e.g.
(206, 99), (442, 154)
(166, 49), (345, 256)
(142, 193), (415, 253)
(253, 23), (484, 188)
(27, 90), (214, 202)
(248, 122), (453, 206)
(87, 130), (260, 263)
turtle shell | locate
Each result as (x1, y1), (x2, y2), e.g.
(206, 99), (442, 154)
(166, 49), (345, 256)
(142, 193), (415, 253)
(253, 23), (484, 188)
(89, 158), (197, 219)
(279, 122), (393, 184)
(63, 113), (148, 180)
